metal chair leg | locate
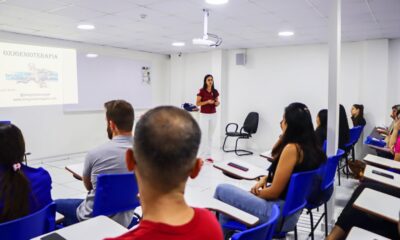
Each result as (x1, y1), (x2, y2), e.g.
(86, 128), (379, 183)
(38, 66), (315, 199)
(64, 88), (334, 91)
(309, 210), (314, 240)
(222, 135), (229, 152)
(324, 203), (328, 236)
(345, 154), (350, 179)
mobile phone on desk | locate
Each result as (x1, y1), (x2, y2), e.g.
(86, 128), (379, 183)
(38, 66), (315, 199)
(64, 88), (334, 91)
(372, 169), (394, 179)
(41, 233), (66, 240)
(227, 162), (249, 172)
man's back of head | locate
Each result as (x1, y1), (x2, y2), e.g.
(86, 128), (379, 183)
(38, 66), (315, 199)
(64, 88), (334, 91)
(104, 100), (134, 132)
(133, 106), (201, 192)
(104, 100), (134, 139)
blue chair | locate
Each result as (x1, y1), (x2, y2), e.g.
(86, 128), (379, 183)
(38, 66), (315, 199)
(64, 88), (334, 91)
(92, 173), (141, 226)
(231, 204), (280, 240)
(274, 168), (321, 239)
(340, 126), (364, 181)
(0, 202), (56, 240)
(306, 149), (345, 240)
(223, 168), (321, 240)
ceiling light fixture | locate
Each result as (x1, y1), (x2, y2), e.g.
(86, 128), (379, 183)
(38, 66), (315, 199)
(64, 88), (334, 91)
(278, 31), (294, 37)
(206, 0), (229, 5)
(86, 53), (98, 58)
(77, 24), (95, 30)
(192, 9), (222, 48)
(172, 42), (185, 47)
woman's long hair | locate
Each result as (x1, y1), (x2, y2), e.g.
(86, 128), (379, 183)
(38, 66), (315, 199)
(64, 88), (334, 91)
(339, 104), (350, 149)
(0, 123), (31, 223)
(272, 103), (325, 167)
(202, 74), (217, 96)
(315, 109), (328, 147)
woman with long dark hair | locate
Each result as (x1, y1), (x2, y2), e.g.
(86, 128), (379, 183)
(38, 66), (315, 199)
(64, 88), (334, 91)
(339, 105), (350, 150)
(214, 102), (325, 233)
(315, 109), (328, 149)
(0, 123), (52, 223)
(350, 104), (366, 127)
(196, 74), (220, 162)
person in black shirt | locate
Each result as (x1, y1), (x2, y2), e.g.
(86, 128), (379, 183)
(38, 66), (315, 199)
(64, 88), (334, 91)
(350, 104), (366, 127)
(315, 109), (327, 149)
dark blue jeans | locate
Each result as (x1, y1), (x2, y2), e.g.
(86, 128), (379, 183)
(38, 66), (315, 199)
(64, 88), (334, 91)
(55, 199), (84, 226)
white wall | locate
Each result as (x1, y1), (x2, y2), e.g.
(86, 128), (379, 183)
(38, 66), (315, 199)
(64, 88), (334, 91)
(0, 31), (170, 160)
(170, 39), (393, 155)
(388, 39), (400, 113)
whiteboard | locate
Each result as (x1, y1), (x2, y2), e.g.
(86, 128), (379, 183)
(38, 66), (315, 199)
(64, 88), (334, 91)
(63, 53), (152, 111)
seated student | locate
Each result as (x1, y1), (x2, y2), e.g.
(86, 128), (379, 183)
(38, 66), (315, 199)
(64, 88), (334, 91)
(55, 100), (135, 227)
(315, 109), (327, 149)
(105, 106), (223, 240)
(0, 123), (52, 223)
(214, 102), (326, 234)
(378, 104), (400, 139)
(350, 104), (366, 127)
(327, 181), (400, 240)
(316, 105), (349, 150)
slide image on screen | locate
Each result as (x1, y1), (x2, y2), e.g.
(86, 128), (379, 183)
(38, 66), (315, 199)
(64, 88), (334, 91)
(0, 41), (78, 107)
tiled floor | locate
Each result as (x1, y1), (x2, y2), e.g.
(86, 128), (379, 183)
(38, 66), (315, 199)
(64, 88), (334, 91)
(29, 148), (359, 240)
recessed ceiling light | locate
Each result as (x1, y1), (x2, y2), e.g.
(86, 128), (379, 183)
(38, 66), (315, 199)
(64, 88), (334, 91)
(172, 42), (185, 47)
(206, 0), (229, 5)
(278, 31), (294, 37)
(77, 24), (95, 30)
(86, 53), (98, 58)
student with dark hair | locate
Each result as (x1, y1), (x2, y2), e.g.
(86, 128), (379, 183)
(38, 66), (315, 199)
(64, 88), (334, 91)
(0, 123), (52, 223)
(338, 104), (350, 150)
(196, 74), (220, 162)
(350, 104), (366, 127)
(315, 109), (327, 149)
(214, 103), (326, 233)
(106, 106), (223, 240)
(55, 100), (135, 227)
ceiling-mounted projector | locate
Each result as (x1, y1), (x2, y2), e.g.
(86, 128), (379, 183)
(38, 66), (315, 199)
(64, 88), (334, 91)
(192, 9), (222, 47)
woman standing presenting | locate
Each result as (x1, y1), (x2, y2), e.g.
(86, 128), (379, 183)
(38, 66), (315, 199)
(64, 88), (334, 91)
(196, 74), (220, 162)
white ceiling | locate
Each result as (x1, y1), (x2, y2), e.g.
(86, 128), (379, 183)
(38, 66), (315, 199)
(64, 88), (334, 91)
(0, 0), (399, 54)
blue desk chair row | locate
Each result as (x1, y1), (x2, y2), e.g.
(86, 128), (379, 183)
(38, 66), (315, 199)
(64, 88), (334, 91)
(306, 149), (345, 240)
(222, 168), (321, 240)
(0, 202), (56, 240)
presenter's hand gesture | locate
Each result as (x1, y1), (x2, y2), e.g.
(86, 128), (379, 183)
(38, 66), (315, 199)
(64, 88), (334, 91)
(208, 99), (215, 104)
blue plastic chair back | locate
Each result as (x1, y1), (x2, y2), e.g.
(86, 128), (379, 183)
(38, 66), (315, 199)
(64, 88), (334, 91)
(231, 204), (280, 240)
(92, 173), (140, 217)
(0, 202), (56, 240)
(321, 149), (345, 190)
(345, 126), (364, 148)
(281, 168), (320, 217)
